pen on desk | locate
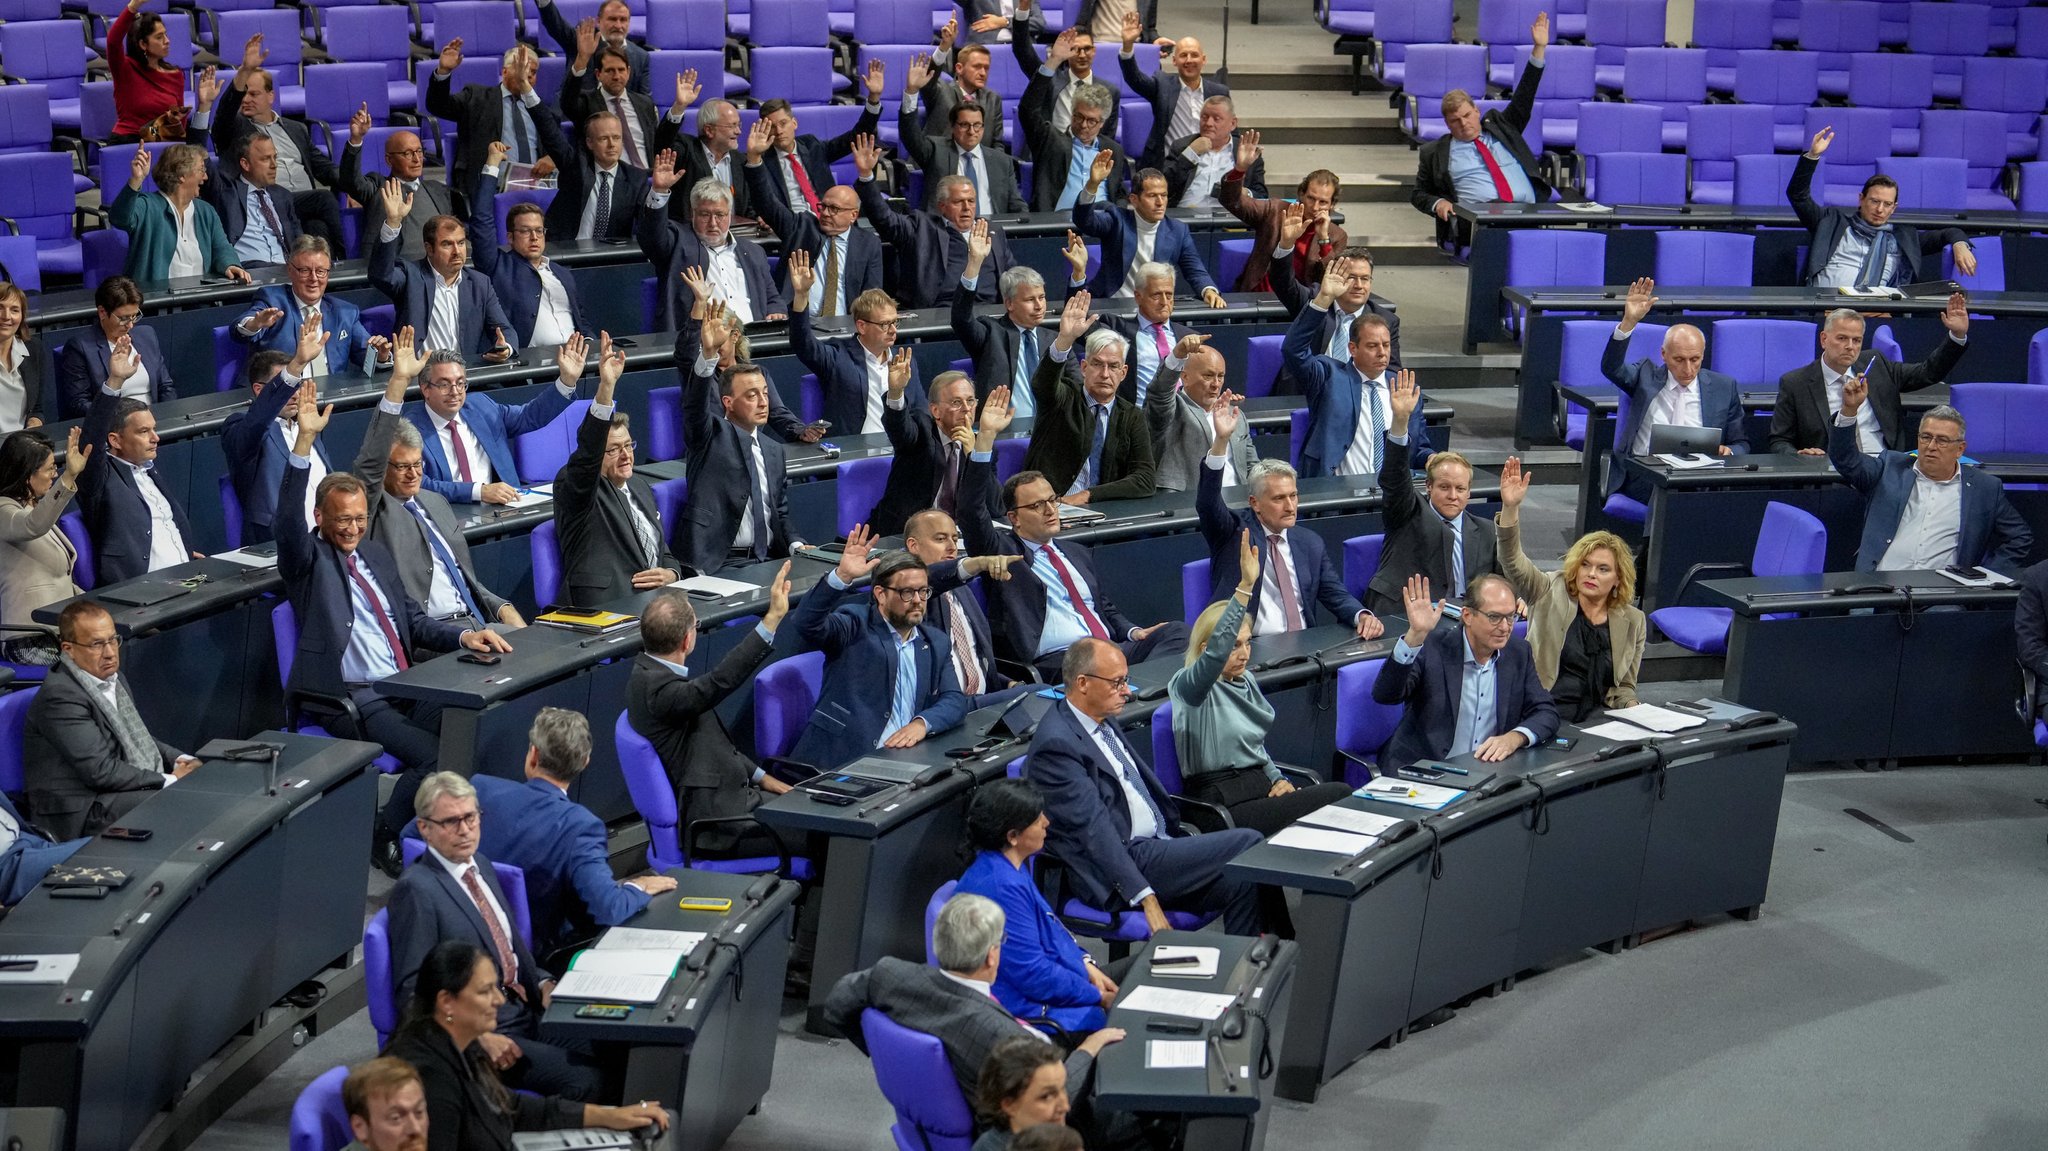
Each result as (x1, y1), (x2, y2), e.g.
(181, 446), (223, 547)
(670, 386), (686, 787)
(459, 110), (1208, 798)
(1433, 765), (1470, 776)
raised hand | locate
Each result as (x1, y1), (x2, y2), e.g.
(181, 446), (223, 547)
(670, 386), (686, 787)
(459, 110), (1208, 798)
(574, 17), (598, 64)
(597, 331), (626, 389)
(1388, 368), (1419, 425)
(1062, 229), (1088, 280)
(1055, 290), (1097, 348)
(1939, 290), (1970, 335)
(1620, 276), (1656, 327)
(905, 53), (935, 94)
(380, 177), (413, 227)
(1400, 574), (1443, 646)
(978, 384), (1015, 443)
(487, 139), (509, 168)
(556, 331), (589, 381)
(240, 32), (267, 73)
(61, 426), (91, 482)
(1807, 125), (1833, 158)
(966, 217), (992, 269)
(109, 335), (139, 383)
(746, 117), (772, 160)
(128, 144), (150, 189)
(297, 394), (333, 438)
(699, 298), (733, 358)
(349, 102), (371, 145)
(1499, 455), (1530, 509)
(1840, 371), (1867, 417)
(886, 346), (912, 397)
(1275, 200), (1309, 249)
(674, 68), (701, 112)
(1087, 147), (1115, 189)
(764, 560), (794, 626)
(292, 307), (327, 369)
(864, 58), (885, 102)
(1315, 255), (1346, 305)
(938, 14), (958, 50)
(1235, 527), (1260, 593)
(1234, 127), (1261, 174)
(196, 66), (219, 109)
(650, 148), (679, 193)
(681, 265), (714, 322)
(1530, 10), (1549, 51)
(851, 133), (881, 179)
(1210, 393), (1241, 443)
(390, 325), (424, 380)
(437, 37), (463, 75)
(785, 248), (814, 301)
(1120, 9), (1141, 48)
(247, 306), (285, 332)
(485, 327), (511, 362)
(836, 523), (881, 584)
(1049, 27), (1076, 65)
(1172, 331), (1208, 361)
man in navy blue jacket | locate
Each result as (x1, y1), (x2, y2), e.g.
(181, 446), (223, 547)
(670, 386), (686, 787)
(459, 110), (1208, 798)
(404, 347), (577, 505)
(1285, 260), (1432, 480)
(1829, 386), (2030, 575)
(368, 179), (516, 361)
(470, 149), (596, 349)
(787, 531), (972, 771)
(786, 249), (925, 436)
(849, 133), (1016, 311)
(1372, 573), (1559, 772)
(638, 149), (787, 331)
(1072, 154), (1223, 304)
(673, 304), (803, 574)
(473, 708), (677, 963)
(1602, 277), (1748, 501)
(77, 339), (203, 584)
(229, 238), (385, 378)
(743, 126), (884, 318)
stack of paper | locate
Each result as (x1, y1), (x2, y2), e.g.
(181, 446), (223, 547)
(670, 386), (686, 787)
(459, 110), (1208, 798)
(1579, 720), (1666, 743)
(594, 927), (706, 952)
(1268, 825), (1377, 855)
(554, 931), (698, 1002)
(1299, 805), (1404, 837)
(1605, 703), (1708, 732)
(210, 547), (279, 569)
(1355, 778), (1466, 810)
(1655, 453), (1726, 469)
(1145, 1040), (1208, 1069)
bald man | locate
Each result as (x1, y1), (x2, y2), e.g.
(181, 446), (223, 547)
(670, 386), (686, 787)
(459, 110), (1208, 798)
(1118, 14), (1228, 170)
(338, 115), (459, 262)
(1602, 277), (1748, 502)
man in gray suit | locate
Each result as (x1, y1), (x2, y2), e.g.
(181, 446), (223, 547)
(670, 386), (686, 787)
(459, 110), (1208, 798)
(355, 330), (526, 633)
(22, 602), (200, 838)
(1366, 372), (1503, 618)
(1146, 335), (1254, 491)
(824, 893), (1122, 1098)
(901, 55), (1028, 217)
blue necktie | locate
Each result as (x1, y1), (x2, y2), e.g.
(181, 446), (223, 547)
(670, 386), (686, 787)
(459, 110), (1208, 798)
(507, 97), (532, 164)
(886, 637), (918, 740)
(408, 501), (484, 623)
(1086, 403), (1109, 486)
(744, 433), (771, 560)
(962, 150), (983, 215)
(1097, 721), (1168, 838)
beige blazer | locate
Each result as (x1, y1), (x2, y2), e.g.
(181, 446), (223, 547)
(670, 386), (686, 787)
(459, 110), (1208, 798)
(0, 483), (80, 636)
(1495, 516), (1645, 709)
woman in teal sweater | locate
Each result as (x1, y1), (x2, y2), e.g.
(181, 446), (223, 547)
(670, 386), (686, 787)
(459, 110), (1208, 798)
(1169, 529), (1350, 836)
(108, 143), (249, 285)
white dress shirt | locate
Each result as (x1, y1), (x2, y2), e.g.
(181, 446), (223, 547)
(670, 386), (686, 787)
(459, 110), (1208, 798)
(428, 272), (464, 356)
(704, 239), (755, 324)
(1166, 77), (1205, 143)
(429, 405), (495, 498)
(427, 844), (517, 972)
(111, 453), (189, 571)
(859, 346), (889, 433)
(1177, 146), (1233, 208)
(1633, 373), (1704, 455)
(1823, 362), (1886, 454)
(576, 163), (624, 240)
(0, 339), (26, 435)
(1118, 221), (1160, 296)
(730, 427), (772, 551)
(1337, 372), (1391, 478)
(1069, 701), (1160, 841)
(167, 200), (205, 280)
(528, 261), (578, 349)
(1874, 458), (1965, 571)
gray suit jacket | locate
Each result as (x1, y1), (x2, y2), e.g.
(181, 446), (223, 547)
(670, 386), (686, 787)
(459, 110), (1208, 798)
(353, 406), (512, 624)
(823, 957), (1095, 1099)
(1145, 360), (1255, 492)
(1366, 433), (1502, 616)
(21, 662), (175, 839)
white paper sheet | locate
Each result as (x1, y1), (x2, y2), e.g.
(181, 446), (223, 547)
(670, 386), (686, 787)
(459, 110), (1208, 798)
(505, 484), (554, 509)
(1605, 703), (1708, 732)
(209, 547), (279, 569)
(595, 928), (706, 952)
(669, 573), (762, 597)
(550, 972), (669, 1003)
(1267, 825), (1376, 855)
(1116, 985), (1237, 1021)
(1298, 806), (1404, 837)
(569, 949), (682, 978)
(1145, 1040), (1208, 1069)
(1578, 720), (1667, 743)
(1654, 453), (1726, 469)
(0, 954), (78, 984)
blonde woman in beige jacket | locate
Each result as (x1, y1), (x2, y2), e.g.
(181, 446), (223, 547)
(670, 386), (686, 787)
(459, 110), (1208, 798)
(1493, 458), (1646, 723)
(0, 426), (89, 665)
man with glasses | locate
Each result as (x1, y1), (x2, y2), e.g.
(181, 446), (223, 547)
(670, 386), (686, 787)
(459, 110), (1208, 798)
(58, 276), (178, 417)
(404, 340), (576, 506)
(1015, 20), (1119, 147)
(901, 56), (1027, 216)
(1020, 291), (1157, 504)
(470, 147), (595, 349)
(870, 368), (995, 536)
(743, 124), (884, 319)
(22, 601), (201, 839)
(1026, 636), (1265, 935)
(233, 236), (387, 377)
(1830, 390), (2030, 575)
(371, 179), (517, 363)
(356, 327), (526, 633)
(339, 118), (456, 262)
(1374, 573), (1558, 772)
(276, 379), (512, 872)
(788, 531), (972, 771)
(1021, 74), (1126, 213)
(639, 155), (785, 331)
(961, 384), (1185, 679)
(787, 250), (924, 435)
(1794, 126), (1975, 289)
(1770, 300), (1969, 456)
(1367, 373), (1503, 618)
(1270, 241), (1401, 373)
(557, 331), (683, 603)
(850, 133), (1017, 310)
(674, 303), (803, 575)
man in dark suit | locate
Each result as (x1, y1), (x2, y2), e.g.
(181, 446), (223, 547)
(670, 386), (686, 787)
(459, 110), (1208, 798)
(1372, 573), (1559, 772)
(1830, 390), (2031, 575)
(1370, 374), (1505, 618)
(193, 123), (303, 269)
(424, 41), (571, 208)
(204, 36), (346, 244)
(58, 277), (177, 417)
(675, 307), (802, 574)
(1411, 12), (1551, 247)
(472, 709), (678, 963)
(871, 370), (993, 536)
(1271, 240), (1402, 372)
(626, 578), (799, 857)
(1147, 337), (1254, 492)
(1197, 411), (1384, 639)
(650, 89), (753, 223)
(850, 133), (1017, 310)
(469, 184), (595, 350)
(1027, 637), (1264, 934)
(77, 343), (202, 584)
(1014, 24), (1120, 153)
(357, 340), (526, 631)
(1074, 160), (1224, 304)
(405, 346), (575, 506)
(639, 149), (787, 330)
(222, 340), (324, 545)
(562, 45), (658, 170)
(743, 135), (884, 319)
(537, 0), (651, 96)
(540, 114), (649, 244)
(1096, 260), (1202, 405)
(1219, 131), (1347, 293)
(1161, 99), (1264, 209)
(1792, 126), (1975, 288)
(825, 894), (1118, 1097)
(274, 383), (510, 863)
(231, 238), (386, 377)
(954, 223), (1059, 420)
(787, 251), (925, 436)
(901, 56), (1027, 216)
(1021, 292), (1157, 504)
(1118, 17), (1228, 170)
(1285, 262), (1431, 480)
(22, 601), (199, 840)
(554, 335), (684, 604)
(1770, 299), (1969, 455)
(368, 179), (516, 360)
(748, 64), (885, 217)
(905, 511), (1029, 708)
(388, 771), (600, 1099)
(2018, 559), (2048, 716)
(1602, 278), (1749, 501)
(338, 119), (460, 263)
(926, 33), (1005, 145)
(960, 385), (1185, 677)
(788, 542), (972, 770)
(1021, 70), (1127, 212)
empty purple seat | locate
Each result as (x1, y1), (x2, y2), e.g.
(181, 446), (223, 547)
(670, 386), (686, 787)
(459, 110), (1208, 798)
(1686, 103), (1775, 203)
(1802, 106), (1893, 207)
(1590, 151), (1687, 204)
(1691, 0), (1773, 92)
(1478, 0), (1557, 88)
(1621, 47), (1707, 148)
(2020, 161), (2048, 212)
(2020, 6), (2048, 59)
(1920, 109), (2018, 210)
(1984, 0), (2027, 50)
(1399, 44), (1487, 142)
(427, 1), (522, 56)
(0, 153), (83, 275)
(1909, 3), (1992, 101)
(1517, 44), (1596, 148)
(1942, 235), (2003, 293)
(1877, 156), (1968, 212)
(1559, 319), (1666, 448)
(1950, 383), (2048, 453)
(1962, 57), (2048, 160)
(1655, 231), (1756, 286)
(1797, 0), (1881, 98)
(1504, 231), (1608, 334)
(1733, 49), (1820, 151)
(1368, 0), (1455, 90)
(1573, 100), (1662, 191)
(1847, 53), (1932, 154)
(0, 21), (88, 128)
(1555, 0), (1587, 37)
(1710, 318), (1816, 389)
(1770, 0), (1800, 41)
(1649, 502), (1826, 653)
(648, 48), (740, 102)
(1587, 0), (1667, 91)
(750, 0), (831, 46)
(319, 5), (420, 111)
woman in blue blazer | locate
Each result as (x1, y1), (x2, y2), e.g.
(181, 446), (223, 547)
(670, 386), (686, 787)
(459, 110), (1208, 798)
(955, 779), (1127, 1035)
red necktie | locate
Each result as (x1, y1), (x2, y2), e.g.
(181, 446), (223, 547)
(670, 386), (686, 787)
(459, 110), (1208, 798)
(1042, 545), (1111, 641)
(787, 152), (820, 215)
(1473, 137), (1516, 202)
(344, 554), (410, 671)
(447, 417), (475, 483)
(460, 864), (523, 997)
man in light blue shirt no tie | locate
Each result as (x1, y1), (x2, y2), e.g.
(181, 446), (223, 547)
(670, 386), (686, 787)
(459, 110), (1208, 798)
(1373, 573), (1558, 772)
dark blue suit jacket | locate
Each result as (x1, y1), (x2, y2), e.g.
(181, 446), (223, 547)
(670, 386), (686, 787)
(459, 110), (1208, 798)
(743, 160), (885, 308)
(634, 200), (785, 332)
(1283, 302), (1432, 479)
(787, 308), (926, 436)
(387, 847), (550, 1017)
(1600, 331), (1749, 495)
(1025, 699), (1180, 909)
(221, 374), (331, 539)
(1072, 199), (1217, 300)
(925, 561), (1013, 692)
(405, 386), (576, 502)
(367, 227), (515, 357)
(473, 773), (649, 959)
(787, 574), (971, 771)
(1119, 56), (1229, 169)
(77, 383), (200, 583)
(1195, 459), (1365, 626)
(674, 344), (797, 574)
(229, 287), (375, 376)
(1371, 627), (1559, 772)
(955, 849), (1104, 1033)
(471, 168), (596, 348)
(0, 790), (86, 907)
(275, 457), (465, 704)
(852, 176), (1013, 310)
(57, 326), (176, 418)
(1828, 421), (2033, 574)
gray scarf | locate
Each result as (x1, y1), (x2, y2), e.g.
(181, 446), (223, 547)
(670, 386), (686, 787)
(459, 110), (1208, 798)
(57, 656), (159, 776)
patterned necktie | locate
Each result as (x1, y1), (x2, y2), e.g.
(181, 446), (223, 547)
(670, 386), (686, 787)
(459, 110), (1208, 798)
(1096, 721), (1167, 837)
(944, 590), (982, 695)
(1444, 513), (1466, 590)
(621, 484), (659, 569)
(1086, 403), (1109, 486)
(1363, 377), (1386, 475)
(460, 864), (522, 995)
(408, 500), (483, 623)
(612, 96), (644, 169)
(344, 554), (410, 670)
(446, 417), (476, 483)
(819, 236), (842, 318)
(255, 188), (287, 251)
(1266, 533), (1305, 630)
(303, 304), (326, 379)
(507, 97), (532, 164)
(745, 433), (771, 560)
(962, 150), (983, 215)
(938, 441), (962, 515)
(593, 171), (613, 239)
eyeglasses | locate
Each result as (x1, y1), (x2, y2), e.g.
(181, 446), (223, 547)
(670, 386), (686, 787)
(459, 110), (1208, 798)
(509, 225), (546, 238)
(389, 460), (426, 475)
(324, 514), (369, 529)
(1077, 672), (1132, 691)
(288, 264), (329, 278)
(1917, 432), (1963, 448)
(818, 202), (858, 216)
(1470, 608), (1516, 627)
(389, 148), (427, 160)
(879, 584), (933, 600)
(423, 379), (468, 392)
(1011, 496), (1060, 516)
(604, 439), (638, 457)
(423, 809), (481, 831)
(66, 635), (122, 653)
(109, 312), (141, 326)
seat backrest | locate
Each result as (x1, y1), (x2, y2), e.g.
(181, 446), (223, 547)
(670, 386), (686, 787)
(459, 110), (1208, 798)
(1733, 47), (1819, 105)
(922, 879), (958, 966)
(1951, 382), (2048, 453)
(0, 153), (86, 243)
(1709, 318), (1817, 388)
(1149, 700), (1185, 794)
(861, 1008), (976, 1151)
(218, 9), (305, 66)
(1243, 335), (1282, 398)
(0, 21), (88, 91)
(301, 61), (391, 128)
(1623, 47), (1709, 102)
(509, 399), (590, 493)
(324, 4), (414, 67)
(57, 511), (94, 590)
(1478, 0), (1558, 57)
(651, 475), (688, 533)
(1400, 43), (1487, 99)
(1288, 407), (1309, 467)
(645, 385), (685, 461)
(1877, 156), (1968, 211)
(218, 473), (244, 551)
(754, 650), (826, 761)
(1920, 109), (2012, 178)
(425, 1), (519, 54)
(1562, 318), (1666, 387)
(854, 0), (932, 42)
(1371, 0), (1453, 44)
(1653, 230), (1756, 287)
(1575, 100), (1664, 155)
(0, 235), (40, 292)
(1798, 0), (1882, 54)
(287, 1065), (353, 1151)
(1962, 57), (2048, 116)
(1847, 51), (1933, 110)
(1909, 0), (1992, 53)
(1589, 151), (1687, 204)
(1752, 501), (1827, 578)
(1692, 0), (1775, 53)
(0, 82), (54, 151)
(1732, 153), (1809, 206)
(531, 520), (562, 608)
(837, 455), (892, 538)
(2029, 329), (2048, 387)
(647, 0), (726, 48)
(364, 908), (398, 1043)
(1180, 558), (1212, 627)
(614, 712), (683, 871)
(1343, 533), (1385, 604)
(0, 686), (39, 794)
(1333, 659), (1401, 785)
(750, 0), (832, 45)
(1505, 230), (1608, 287)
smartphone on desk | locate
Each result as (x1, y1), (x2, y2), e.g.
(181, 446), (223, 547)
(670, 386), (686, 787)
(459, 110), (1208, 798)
(457, 652), (502, 666)
(102, 826), (152, 842)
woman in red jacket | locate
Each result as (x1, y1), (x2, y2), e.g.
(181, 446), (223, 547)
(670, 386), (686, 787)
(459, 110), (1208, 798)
(107, 0), (190, 142)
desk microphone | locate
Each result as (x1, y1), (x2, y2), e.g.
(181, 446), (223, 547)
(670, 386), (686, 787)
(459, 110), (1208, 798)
(110, 881), (164, 937)
(741, 874), (778, 906)
(1593, 741), (1651, 762)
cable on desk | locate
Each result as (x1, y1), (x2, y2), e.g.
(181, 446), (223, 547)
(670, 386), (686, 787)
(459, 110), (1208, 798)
(1522, 774), (1553, 837)
(1897, 584), (1916, 633)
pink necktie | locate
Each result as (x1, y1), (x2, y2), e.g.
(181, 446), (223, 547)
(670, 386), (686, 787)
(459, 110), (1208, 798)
(447, 418), (475, 483)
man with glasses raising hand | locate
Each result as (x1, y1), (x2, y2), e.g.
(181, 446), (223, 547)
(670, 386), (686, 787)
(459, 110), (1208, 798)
(403, 328), (577, 506)
(1374, 573), (1558, 772)
(232, 236), (388, 378)
(786, 524), (973, 771)
(1830, 387), (2030, 576)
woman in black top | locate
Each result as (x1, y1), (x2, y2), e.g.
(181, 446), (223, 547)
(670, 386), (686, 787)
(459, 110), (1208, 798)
(382, 941), (669, 1151)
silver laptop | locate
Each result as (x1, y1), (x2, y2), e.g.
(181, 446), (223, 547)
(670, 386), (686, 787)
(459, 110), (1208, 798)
(1646, 423), (1723, 455)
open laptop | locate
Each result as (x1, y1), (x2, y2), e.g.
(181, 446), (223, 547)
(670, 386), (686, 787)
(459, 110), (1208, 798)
(1646, 423), (1724, 456)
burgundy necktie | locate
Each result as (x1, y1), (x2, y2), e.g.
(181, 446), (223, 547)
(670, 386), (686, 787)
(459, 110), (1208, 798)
(612, 96), (645, 169)
(447, 417), (476, 483)
(460, 864), (523, 997)
(344, 554), (410, 670)
(1042, 545), (1110, 640)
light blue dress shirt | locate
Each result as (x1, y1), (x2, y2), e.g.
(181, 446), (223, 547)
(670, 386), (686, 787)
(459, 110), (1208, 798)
(1390, 633), (1538, 753)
